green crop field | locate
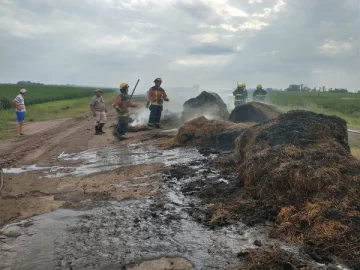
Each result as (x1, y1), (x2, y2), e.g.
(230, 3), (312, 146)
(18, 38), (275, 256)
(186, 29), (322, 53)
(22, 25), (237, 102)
(266, 91), (360, 116)
(0, 84), (114, 111)
(260, 91), (360, 129)
(0, 84), (117, 140)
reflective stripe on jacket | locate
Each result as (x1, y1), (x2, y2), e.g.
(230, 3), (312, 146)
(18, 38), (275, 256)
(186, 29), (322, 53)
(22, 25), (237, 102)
(148, 87), (167, 105)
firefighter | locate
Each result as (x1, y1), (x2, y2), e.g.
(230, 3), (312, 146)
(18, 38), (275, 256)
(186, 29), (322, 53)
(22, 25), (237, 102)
(233, 83), (248, 107)
(253, 84), (267, 102)
(146, 78), (169, 128)
(113, 82), (132, 139)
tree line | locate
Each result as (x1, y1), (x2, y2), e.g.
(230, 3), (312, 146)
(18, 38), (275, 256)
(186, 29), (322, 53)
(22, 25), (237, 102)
(285, 84), (356, 93)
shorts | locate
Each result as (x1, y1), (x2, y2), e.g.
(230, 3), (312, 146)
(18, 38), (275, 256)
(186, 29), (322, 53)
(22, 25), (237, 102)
(94, 111), (107, 125)
(16, 111), (26, 123)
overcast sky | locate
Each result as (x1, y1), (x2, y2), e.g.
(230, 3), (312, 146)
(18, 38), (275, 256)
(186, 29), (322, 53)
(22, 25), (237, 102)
(0, 0), (359, 92)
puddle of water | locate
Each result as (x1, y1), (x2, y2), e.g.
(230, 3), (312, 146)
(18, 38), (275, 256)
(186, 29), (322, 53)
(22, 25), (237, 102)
(0, 209), (83, 270)
(3, 146), (205, 178)
(161, 128), (178, 133)
(3, 165), (54, 174)
(0, 153), (260, 270)
(0, 199), (257, 270)
(218, 178), (230, 184)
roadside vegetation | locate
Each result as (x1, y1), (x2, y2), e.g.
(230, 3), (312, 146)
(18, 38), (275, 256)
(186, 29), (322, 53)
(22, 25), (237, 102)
(0, 84), (114, 111)
(266, 91), (360, 129)
(0, 84), (116, 140)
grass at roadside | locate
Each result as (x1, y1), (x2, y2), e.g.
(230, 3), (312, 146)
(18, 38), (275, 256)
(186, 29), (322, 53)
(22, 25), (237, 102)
(352, 148), (360, 160)
(0, 84), (114, 110)
(0, 93), (117, 140)
(267, 91), (360, 116)
(244, 90), (360, 129)
(349, 134), (360, 160)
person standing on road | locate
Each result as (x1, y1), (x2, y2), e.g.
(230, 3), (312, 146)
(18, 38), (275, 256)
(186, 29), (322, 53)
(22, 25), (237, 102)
(12, 88), (27, 137)
(146, 78), (169, 128)
(113, 82), (133, 140)
(90, 89), (107, 135)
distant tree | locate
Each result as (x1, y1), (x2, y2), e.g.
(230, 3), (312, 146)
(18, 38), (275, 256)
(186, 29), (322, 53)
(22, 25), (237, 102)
(303, 86), (310, 92)
(322, 86), (326, 92)
(17, 80), (44, 85)
(330, 88), (348, 93)
(286, 85), (301, 91)
(311, 87), (317, 92)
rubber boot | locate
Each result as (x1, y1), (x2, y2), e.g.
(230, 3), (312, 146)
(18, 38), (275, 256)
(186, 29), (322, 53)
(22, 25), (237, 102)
(95, 125), (101, 135)
(99, 123), (105, 134)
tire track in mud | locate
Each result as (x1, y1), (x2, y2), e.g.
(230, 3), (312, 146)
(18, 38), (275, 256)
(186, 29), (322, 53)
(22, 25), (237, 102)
(0, 117), (86, 168)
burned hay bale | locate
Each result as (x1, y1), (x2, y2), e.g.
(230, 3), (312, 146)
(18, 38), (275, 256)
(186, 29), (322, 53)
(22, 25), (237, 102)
(180, 91), (229, 123)
(229, 101), (281, 123)
(234, 110), (360, 267)
(174, 116), (253, 149)
(239, 246), (314, 270)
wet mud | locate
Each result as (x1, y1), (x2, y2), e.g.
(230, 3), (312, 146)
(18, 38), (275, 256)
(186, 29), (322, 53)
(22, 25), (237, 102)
(1, 147), (261, 269)
(0, 145), (351, 270)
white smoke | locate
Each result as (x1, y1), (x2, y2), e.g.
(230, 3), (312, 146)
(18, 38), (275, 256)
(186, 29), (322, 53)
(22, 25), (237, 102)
(129, 85), (236, 127)
(130, 106), (148, 127)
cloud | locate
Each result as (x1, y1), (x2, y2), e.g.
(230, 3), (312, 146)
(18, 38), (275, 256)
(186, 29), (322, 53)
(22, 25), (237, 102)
(319, 39), (353, 55)
(171, 55), (234, 67)
(192, 33), (220, 43)
(0, 0), (359, 91)
(188, 44), (236, 55)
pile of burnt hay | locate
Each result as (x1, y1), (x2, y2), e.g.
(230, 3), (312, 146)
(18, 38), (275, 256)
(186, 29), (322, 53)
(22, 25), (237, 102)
(229, 101), (282, 123)
(173, 116), (253, 148)
(180, 91), (229, 123)
(232, 110), (360, 267)
(239, 246), (313, 270)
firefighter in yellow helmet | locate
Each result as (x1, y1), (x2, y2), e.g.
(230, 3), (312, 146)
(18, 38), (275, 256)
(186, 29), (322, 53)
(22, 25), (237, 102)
(233, 83), (248, 107)
(112, 82), (132, 139)
(253, 84), (267, 102)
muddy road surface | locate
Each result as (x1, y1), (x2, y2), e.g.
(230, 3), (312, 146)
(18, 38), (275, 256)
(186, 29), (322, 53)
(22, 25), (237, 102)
(0, 104), (356, 269)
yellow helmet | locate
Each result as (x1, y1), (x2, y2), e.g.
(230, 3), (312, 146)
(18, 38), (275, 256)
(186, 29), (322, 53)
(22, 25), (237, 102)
(257, 84), (263, 89)
(120, 82), (128, 89)
(237, 83), (246, 88)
